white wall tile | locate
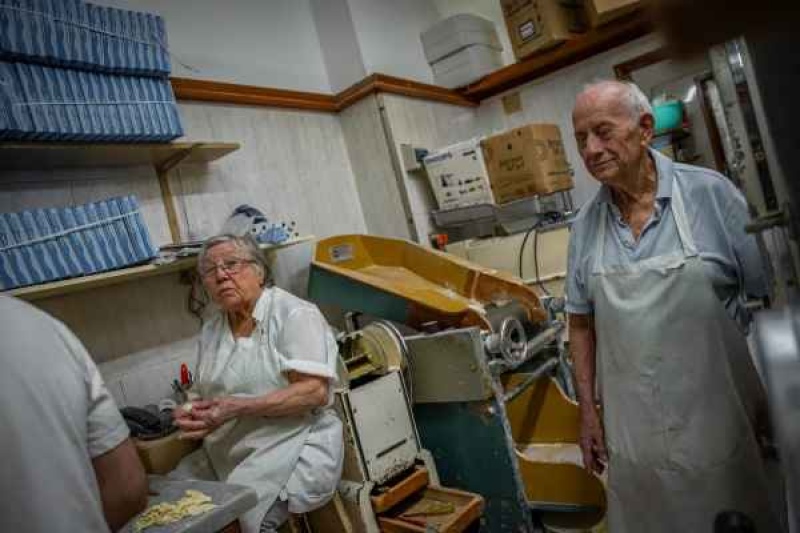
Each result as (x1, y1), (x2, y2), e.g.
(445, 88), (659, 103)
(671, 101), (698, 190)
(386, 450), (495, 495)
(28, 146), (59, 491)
(339, 96), (411, 239)
(104, 379), (127, 407)
(377, 34), (664, 243)
(3, 100), (366, 405)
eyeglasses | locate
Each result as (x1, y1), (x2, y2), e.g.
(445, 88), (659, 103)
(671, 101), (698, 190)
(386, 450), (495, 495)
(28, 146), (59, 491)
(199, 258), (254, 279)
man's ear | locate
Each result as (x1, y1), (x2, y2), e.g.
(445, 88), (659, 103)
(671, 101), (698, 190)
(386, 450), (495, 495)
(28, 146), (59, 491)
(639, 113), (655, 144)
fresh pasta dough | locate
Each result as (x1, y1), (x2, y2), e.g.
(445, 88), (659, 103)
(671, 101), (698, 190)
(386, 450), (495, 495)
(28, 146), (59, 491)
(134, 489), (216, 532)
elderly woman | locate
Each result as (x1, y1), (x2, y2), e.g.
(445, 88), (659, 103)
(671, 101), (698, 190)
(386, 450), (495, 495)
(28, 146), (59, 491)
(173, 234), (343, 533)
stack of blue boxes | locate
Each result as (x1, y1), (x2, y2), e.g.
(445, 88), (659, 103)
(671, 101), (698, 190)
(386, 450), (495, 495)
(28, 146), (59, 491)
(0, 0), (183, 141)
(0, 195), (158, 290)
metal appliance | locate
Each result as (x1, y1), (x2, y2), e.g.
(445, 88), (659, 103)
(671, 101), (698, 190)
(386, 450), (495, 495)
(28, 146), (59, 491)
(308, 234), (606, 532)
(306, 319), (485, 533)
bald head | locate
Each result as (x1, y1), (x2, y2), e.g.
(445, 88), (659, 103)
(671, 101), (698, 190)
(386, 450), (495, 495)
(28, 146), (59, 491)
(574, 81), (653, 124)
(571, 80), (655, 187)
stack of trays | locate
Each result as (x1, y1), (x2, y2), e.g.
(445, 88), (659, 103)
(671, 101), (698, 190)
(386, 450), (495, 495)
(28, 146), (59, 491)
(0, 0), (171, 76)
(0, 0), (182, 141)
(0, 195), (158, 290)
(421, 14), (503, 89)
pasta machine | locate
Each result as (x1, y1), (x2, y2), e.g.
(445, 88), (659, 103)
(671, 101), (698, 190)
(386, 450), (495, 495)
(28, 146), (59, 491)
(308, 235), (606, 532)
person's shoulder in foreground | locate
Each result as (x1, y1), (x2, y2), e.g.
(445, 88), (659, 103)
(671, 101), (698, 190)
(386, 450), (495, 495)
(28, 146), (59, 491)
(0, 295), (147, 533)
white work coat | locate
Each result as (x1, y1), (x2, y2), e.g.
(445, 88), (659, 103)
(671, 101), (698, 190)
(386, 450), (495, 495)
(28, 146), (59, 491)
(189, 287), (343, 533)
(589, 181), (782, 531)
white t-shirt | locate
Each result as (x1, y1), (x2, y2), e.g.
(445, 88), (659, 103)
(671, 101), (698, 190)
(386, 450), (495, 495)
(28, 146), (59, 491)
(0, 296), (129, 533)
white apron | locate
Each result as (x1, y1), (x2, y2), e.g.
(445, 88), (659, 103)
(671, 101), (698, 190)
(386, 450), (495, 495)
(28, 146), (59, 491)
(587, 182), (781, 532)
(193, 289), (342, 533)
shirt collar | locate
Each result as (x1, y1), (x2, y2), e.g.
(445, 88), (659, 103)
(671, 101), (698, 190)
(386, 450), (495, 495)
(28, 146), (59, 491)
(596, 148), (674, 205)
(250, 286), (273, 324)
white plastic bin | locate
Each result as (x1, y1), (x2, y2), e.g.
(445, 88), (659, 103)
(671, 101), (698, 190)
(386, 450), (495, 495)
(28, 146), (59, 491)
(421, 14), (501, 64)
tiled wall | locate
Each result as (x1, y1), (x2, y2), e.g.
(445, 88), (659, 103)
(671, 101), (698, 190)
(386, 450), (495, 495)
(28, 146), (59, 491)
(360, 35), (663, 244)
(473, 34), (664, 207)
(339, 95), (412, 240)
(3, 101), (367, 406)
(380, 93), (485, 242)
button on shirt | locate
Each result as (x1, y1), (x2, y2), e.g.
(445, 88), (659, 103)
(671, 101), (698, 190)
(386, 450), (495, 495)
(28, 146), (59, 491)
(565, 149), (769, 330)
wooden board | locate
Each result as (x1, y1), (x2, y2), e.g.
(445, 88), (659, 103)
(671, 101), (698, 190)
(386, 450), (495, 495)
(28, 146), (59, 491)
(0, 142), (239, 172)
(378, 485), (484, 533)
(371, 467), (429, 514)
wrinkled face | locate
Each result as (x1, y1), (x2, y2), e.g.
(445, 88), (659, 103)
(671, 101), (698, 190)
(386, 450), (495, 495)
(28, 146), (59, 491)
(199, 242), (263, 312)
(572, 87), (653, 187)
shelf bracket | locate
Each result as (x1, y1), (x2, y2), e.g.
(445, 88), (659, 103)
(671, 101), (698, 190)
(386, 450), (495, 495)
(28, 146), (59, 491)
(155, 143), (203, 244)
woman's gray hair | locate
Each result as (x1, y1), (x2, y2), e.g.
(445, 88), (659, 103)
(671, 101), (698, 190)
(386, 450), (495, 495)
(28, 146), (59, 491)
(197, 233), (271, 286)
(582, 80), (653, 121)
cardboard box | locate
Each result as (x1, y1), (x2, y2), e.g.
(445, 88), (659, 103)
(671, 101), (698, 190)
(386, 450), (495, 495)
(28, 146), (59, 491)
(481, 124), (573, 202)
(500, 0), (586, 60)
(423, 138), (495, 210)
(134, 433), (199, 475)
(586, 0), (641, 27)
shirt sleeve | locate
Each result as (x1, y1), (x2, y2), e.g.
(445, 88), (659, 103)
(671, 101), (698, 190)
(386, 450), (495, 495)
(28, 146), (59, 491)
(565, 222), (593, 315)
(85, 362), (129, 458)
(723, 183), (771, 299)
(277, 307), (338, 381)
(57, 323), (129, 458)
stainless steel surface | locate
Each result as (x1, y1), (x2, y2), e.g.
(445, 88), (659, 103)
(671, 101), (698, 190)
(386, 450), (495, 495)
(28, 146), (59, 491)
(406, 328), (496, 404)
(348, 372), (420, 485)
(753, 307), (800, 527)
(489, 321), (565, 375)
(484, 316), (528, 367)
(120, 476), (257, 533)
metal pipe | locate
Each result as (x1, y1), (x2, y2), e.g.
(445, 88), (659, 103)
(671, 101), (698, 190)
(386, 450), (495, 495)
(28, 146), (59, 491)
(503, 357), (559, 403)
(525, 321), (565, 359)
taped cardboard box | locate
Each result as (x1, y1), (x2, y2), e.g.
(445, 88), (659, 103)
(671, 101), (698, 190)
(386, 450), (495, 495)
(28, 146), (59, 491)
(482, 124), (573, 203)
(500, 0), (586, 60)
(135, 433), (199, 475)
(586, 0), (642, 27)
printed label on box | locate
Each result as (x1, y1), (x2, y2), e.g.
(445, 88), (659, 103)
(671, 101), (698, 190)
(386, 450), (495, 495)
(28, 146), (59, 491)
(519, 20), (537, 41)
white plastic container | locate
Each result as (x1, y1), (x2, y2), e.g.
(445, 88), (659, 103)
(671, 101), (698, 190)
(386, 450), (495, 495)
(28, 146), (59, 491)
(421, 14), (501, 64)
(431, 44), (503, 89)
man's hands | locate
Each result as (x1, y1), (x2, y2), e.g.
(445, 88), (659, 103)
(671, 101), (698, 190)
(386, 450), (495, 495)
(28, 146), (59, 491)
(579, 406), (608, 474)
(173, 397), (245, 440)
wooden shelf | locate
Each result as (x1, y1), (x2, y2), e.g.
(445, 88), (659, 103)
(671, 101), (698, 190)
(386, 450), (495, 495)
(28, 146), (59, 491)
(459, 10), (654, 101)
(6, 236), (315, 302)
(0, 141), (240, 172)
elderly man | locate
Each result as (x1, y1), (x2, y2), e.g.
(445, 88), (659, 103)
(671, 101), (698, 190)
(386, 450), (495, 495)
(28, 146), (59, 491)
(566, 80), (781, 532)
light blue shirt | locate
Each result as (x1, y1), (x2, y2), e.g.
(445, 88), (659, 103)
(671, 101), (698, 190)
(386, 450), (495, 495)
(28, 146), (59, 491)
(565, 149), (769, 329)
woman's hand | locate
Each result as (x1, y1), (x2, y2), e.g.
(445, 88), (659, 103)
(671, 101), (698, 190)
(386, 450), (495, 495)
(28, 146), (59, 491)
(174, 397), (247, 440)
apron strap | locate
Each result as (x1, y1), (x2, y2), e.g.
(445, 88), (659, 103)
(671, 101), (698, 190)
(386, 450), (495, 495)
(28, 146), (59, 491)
(591, 173), (698, 274)
(670, 179), (698, 257)
(593, 201), (609, 273)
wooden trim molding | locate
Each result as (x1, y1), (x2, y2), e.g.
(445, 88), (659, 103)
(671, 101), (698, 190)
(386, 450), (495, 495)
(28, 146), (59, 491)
(171, 11), (653, 112)
(347, 73), (479, 109)
(613, 46), (670, 80)
(460, 10), (654, 101)
(173, 73), (477, 112)
(171, 78), (339, 112)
